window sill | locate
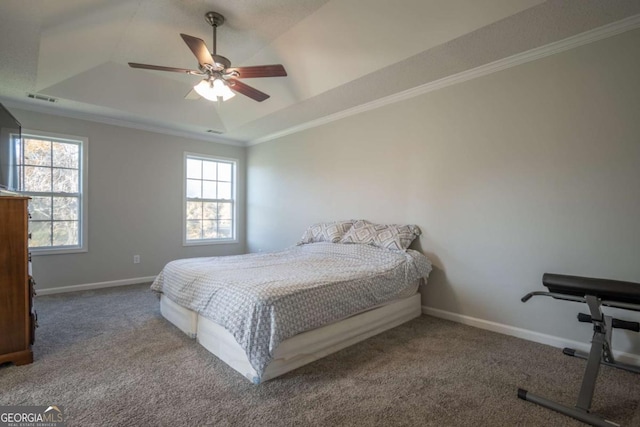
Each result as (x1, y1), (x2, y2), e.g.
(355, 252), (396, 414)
(183, 239), (238, 247)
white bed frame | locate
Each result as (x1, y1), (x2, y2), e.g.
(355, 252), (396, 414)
(160, 293), (421, 383)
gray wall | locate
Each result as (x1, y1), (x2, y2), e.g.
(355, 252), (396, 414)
(11, 109), (246, 290)
(247, 30), (640, 355)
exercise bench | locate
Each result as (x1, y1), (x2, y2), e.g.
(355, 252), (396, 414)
(518, 273), (640, 427)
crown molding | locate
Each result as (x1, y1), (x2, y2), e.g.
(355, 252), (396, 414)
(0, 97), (245, 147)
(249, 14), (640, 146)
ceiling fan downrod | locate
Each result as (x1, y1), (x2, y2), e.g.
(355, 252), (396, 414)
(204, 11), (224, 56)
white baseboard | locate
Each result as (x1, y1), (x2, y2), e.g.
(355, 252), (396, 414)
(36, 276), (156, 296)
(422, 305), (640, 365)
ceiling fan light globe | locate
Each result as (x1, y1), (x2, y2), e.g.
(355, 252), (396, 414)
(221, 83), (235, 101)
(194, 79), (217, 101)
(212, 78), (226, 91)
(193, 78), (234, 102)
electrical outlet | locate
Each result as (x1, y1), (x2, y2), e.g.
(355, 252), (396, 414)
(133, 255), (140, 264)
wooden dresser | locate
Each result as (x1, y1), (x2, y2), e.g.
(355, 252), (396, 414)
(0, 196), (35, 366)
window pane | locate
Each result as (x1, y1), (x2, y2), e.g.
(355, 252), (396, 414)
(202, 161), (216, 180)
(186, 220), (202, 240)
(53, 197), (78, 220)
(218, 162), (232, 182)
(203, 220), (217, 239)
(24, 139), (51, 166)
(30, 221), (52, 247)
(203, 202), (218, 220)
(52, 142), (79, 169)
(202, 181), (216, 199)
(186, 179), (201, 198)
(186, 158), (202, 179)
(23, 166), (51, 192)
(218, 182), (231, 199)
(218, 202), (232, 220)
(30, 196), (52, 220)
(218, 220), (232, 238)
(53, 221), (79, 246)
(186, 201), (202, 220)
(53, 168), (79, 193)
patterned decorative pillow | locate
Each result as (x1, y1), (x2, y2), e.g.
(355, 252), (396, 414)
(298, 220), (356, 244)
(339, 220), (421, 251)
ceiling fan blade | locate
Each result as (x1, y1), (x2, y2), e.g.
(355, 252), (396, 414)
(180, 33), (214, 67)
(128, 63), (200, 74)
(229, 79), (270, 102)
(227, 65), (287, 78)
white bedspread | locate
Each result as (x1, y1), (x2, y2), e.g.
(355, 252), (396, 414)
(151, 242), (432, 377)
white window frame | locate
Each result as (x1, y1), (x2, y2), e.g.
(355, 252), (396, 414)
(19, 130), (88, 255)
(183, 152), (237, 246)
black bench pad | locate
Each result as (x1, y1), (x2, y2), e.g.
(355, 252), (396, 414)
(543, 273), (640, 306)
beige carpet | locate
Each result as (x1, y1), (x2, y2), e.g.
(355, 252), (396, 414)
(1, 284), (638, 426)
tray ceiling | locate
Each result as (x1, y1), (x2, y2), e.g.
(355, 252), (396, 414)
(0, 0), (638, 145)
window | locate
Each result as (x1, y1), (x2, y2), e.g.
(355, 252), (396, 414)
(184, 153), (236, 244)
(17, 132), (87, 254)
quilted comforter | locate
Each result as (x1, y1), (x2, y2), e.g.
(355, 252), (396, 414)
(151, 242), (432, 378)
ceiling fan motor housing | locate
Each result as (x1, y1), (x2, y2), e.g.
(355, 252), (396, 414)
(212, 55), (231, 70)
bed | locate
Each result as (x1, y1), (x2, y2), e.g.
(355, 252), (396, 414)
(151, 220), (432, 383)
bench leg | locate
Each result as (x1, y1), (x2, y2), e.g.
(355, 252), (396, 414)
(517, 389), (620, 427)
(518, 299), (622, 426)
(576, 328), (605, 411)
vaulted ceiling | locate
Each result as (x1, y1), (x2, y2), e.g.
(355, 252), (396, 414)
(0, 1), (638, 145)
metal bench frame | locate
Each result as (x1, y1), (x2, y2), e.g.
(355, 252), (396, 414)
(518, 276), (640, 427)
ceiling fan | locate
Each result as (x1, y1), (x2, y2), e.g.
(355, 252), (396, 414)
(128, 11), (287, 102)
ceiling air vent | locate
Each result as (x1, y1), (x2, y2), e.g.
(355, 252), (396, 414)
(206, 129), (223, 134)
(27, 93), (58, 103)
